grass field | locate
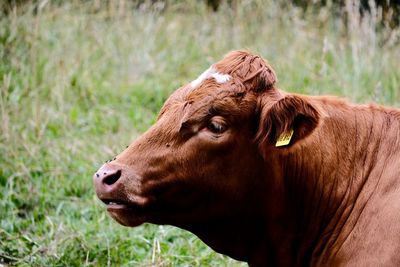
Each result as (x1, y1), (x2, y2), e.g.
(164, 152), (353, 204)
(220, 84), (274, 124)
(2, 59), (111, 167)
(0, 0), (399, 266)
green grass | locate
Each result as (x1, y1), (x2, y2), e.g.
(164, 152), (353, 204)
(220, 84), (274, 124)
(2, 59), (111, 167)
(0, 0), (399, 266)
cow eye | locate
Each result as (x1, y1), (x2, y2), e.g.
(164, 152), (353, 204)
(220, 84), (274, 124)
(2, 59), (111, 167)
(207, 117), (227, 134)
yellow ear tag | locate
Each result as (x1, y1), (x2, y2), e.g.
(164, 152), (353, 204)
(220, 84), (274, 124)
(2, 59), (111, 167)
(275, 129), (294, 147)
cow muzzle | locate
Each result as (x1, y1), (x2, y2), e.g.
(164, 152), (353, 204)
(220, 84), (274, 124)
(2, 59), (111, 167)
(93, 163), (151, 226)
(93, 164), (122, 199)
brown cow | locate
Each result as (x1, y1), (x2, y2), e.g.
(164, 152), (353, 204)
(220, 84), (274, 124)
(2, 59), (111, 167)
(93, 50), (400, 266)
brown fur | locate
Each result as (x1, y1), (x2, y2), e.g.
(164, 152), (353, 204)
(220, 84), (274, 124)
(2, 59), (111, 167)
(94, 50), (400, 266)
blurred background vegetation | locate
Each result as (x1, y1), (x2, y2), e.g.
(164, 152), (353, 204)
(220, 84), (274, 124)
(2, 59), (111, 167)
(0, 0), (399, 266)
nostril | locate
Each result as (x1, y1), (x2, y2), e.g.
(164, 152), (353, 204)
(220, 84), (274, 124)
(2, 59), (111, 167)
(103, 169), (122, 185)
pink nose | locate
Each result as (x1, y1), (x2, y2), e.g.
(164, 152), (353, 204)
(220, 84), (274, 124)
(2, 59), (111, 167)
(93, 164), (122, 188)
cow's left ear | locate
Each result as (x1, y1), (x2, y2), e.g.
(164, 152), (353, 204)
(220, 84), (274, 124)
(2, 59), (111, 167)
(257, 94), (320, 149)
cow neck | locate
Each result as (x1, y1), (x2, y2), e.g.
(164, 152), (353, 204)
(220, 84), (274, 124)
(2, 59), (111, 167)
(178, 161), (272, 265)
(263, 99), (400, 266)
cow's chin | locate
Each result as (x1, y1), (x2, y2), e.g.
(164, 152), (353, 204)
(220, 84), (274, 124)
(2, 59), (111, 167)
(107, 206), (146, 227)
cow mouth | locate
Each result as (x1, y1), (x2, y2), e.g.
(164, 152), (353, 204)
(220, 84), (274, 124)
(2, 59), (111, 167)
(100, 198), (132, 210)
(98, 197), (149, 227)
(101, 199), (143, 214)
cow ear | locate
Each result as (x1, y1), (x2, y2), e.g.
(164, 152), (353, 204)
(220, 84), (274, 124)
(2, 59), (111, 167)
(257, 95), (320, 149)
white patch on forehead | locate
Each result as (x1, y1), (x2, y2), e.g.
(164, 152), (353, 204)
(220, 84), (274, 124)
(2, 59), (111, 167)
(190, 67), (214, 88)
(190, 66), (231, 89)
(210, 72), (231, 84)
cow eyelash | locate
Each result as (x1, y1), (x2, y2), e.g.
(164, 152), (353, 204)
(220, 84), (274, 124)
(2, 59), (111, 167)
(207, 117), (227, 134)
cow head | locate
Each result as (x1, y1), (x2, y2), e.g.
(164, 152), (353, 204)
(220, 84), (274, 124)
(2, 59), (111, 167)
(93, 50), (321, 261)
